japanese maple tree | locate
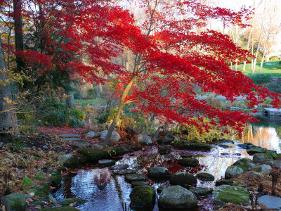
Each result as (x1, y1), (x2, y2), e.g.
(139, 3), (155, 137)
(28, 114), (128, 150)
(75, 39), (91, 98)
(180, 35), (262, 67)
(5, 0), (280, 139)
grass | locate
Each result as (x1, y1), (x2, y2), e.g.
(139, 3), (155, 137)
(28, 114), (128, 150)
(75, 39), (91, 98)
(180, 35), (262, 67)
(74, 98), (106, 106)
(237, 61), (281, 84)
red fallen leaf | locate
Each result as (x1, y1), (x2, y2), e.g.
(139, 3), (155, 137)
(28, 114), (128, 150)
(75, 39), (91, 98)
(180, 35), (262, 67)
(168, 163), (184, 174)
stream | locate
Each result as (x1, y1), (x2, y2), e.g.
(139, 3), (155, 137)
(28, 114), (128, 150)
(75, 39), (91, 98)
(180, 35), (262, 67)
(53, 122), (281, 211)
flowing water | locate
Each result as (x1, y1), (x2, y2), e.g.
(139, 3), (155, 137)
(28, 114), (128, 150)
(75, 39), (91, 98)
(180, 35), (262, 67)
(54, 122), (281, 211)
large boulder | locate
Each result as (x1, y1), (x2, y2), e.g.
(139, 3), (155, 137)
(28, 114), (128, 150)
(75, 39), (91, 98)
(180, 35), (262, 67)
(159, 185), (198, 209)
(246, 146), (266, 155)
(100, 130), (121, 142)
(272, 160), (281, 169)
(2, 193), (30, 211)
(130, 186), (155, 209)
(189, 187), (213, 197)
(253, 164), (272, 174)
(178, 157), (199, 167)
(258, 195), (281, 210)
(158, 145), (172, 155)
(170, 172), (197, 187)
(148, 167), (170, 180)
(225, 166), (244, 179)
(172, 141), (212, 151)
(232, 158), (256, 171)
(253, 153), (274, 164)
(213, 185), (250, 205)
(137, 134), (153, 145)
(196, 172), (215, 181)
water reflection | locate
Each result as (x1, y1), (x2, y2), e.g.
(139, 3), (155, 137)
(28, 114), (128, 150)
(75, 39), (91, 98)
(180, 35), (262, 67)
(242, 124), (281, 153)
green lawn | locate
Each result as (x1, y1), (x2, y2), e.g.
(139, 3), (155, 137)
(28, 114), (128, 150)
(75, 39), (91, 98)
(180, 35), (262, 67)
(237, 61), (281, 84)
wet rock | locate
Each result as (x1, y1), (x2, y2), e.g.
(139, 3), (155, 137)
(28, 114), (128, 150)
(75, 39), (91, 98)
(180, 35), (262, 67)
(41, 207), (79, 211)
(215, 179), (234, 186)
(158, 145), (172, 155)
(233, 158), (256, 171)
(225, 166), (244, 179)
(85, 131), (99, 138)
(219, 144), (231, 149)
(170, 172), (197, 187)
(196, 172), (215, 181)
(238, 143), (253, 149)
(100, 130), (121, 142)
(2, 193), (30, 211)
(213, 185), (250, 205)
(98, 159), (116, 167)
(125, 174), (146, 183)
(148, 167), (170, 180)
(130, 186), (155, 209)
(253, 164), (272, 174)
(111, 164), (129, 171)
(172, 141), (212, 151)
(257, 195), (281, 210)
(247, 146), (266, 155)
(189, 187), (213, 197)
(79, 148), (110, 163)
(137, 134), (152, 145)
(159, 185), (198, 209)
(253, 153), (274, 164)
(178, 157), (199, 167)
(112, 169), (136, 175)
(131, 181), (149, 187)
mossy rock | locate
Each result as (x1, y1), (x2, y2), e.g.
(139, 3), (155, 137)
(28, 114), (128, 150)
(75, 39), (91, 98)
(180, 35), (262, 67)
(178, 157), (199, 167)
(213, 185), (250, 205)
(189, 187), (213, 197)
(41, 207), (79, 211)
(170, 172), (197, 187)
(232, 158), (256, 171)
(253, 153), (275, 163)
(148, 167), (170, 180)
(79, 148), (110, 163)
(50, 171), (62, 187)
(130, 186), (155, 209)
(172, 141), (212, 151)
(34, 184), (50, 197)
(215, 179), (234, 186)
(225, 166), (244, 179)
(196, 172), (215, 181)
(2, 193), (30, 211)
(247, 147), (266, 155)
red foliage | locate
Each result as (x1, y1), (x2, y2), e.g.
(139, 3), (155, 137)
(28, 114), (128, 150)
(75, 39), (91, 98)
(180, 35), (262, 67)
(4, 0), (281, 131)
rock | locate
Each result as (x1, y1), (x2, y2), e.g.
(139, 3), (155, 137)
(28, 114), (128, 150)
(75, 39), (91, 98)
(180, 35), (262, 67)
(58, 153), (73, 165)
(272, 160), (281, 169)
(157, 133), (175, 145)
(148, 167), (170, 180)
(253, 164), (272, 174)
(196, 172), (215, 181)
(232, 158), (256, 171)
(213, 185), (250, 205)
(253, 153), (274, 164)
(85, 131), (99, 138)
(2, 193), (30, 211)
(137, 134), (153, 145)
(61, 198), (86, 206)
(238, 143), (253, 149)
(100, 130), (121, 142)
(258, 195), (281, 210)
(159, 185), (198, 209)
(170, 172), (197, 187)
(111, 164), (129, 171)
(125, 174), (146, 183)
(247, 147), (266, 155)
(178, 157), (199, 167)
(225, 166), (244, 179)
(98, 159), (116, 167)
(215, 179), (234, 186)
(172, 141), (212, 151)
(157, 186), (165, 193)
(189, 187), (213, 197)
(219, 144), (231, 149)
(158, 145), (172, 155)
(130, 186), (155, 209)
(41, 207), (79, 211)
(112, 169), (136, 175)
(131, 181), (149, 187)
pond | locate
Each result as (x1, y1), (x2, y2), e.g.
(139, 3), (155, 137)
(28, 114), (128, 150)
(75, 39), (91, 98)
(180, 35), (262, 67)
(54, 122), (281, 211)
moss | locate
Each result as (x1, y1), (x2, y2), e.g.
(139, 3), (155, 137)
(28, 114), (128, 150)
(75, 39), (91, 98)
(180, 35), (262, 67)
(130, 186), (155, 209)
(50, 171), (62, 187)
(214, 185), (250, 205)
(172, 141), (212, 151)
(34, 184), (50, 197)
(2, 193), (30, 211)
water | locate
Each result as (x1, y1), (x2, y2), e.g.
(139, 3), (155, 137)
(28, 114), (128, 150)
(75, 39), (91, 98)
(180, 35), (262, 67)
(54, 123), (281, 211)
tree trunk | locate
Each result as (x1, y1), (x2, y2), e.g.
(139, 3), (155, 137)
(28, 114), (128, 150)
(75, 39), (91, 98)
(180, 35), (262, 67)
(105, 77), (135, 143)
(0, 38), (17, 133)
(13, 0), (24, 72)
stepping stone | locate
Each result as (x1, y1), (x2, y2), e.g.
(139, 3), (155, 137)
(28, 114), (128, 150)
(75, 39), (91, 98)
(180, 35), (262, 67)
(125, 174), (146, 182)
(98, 159), (116, 167)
